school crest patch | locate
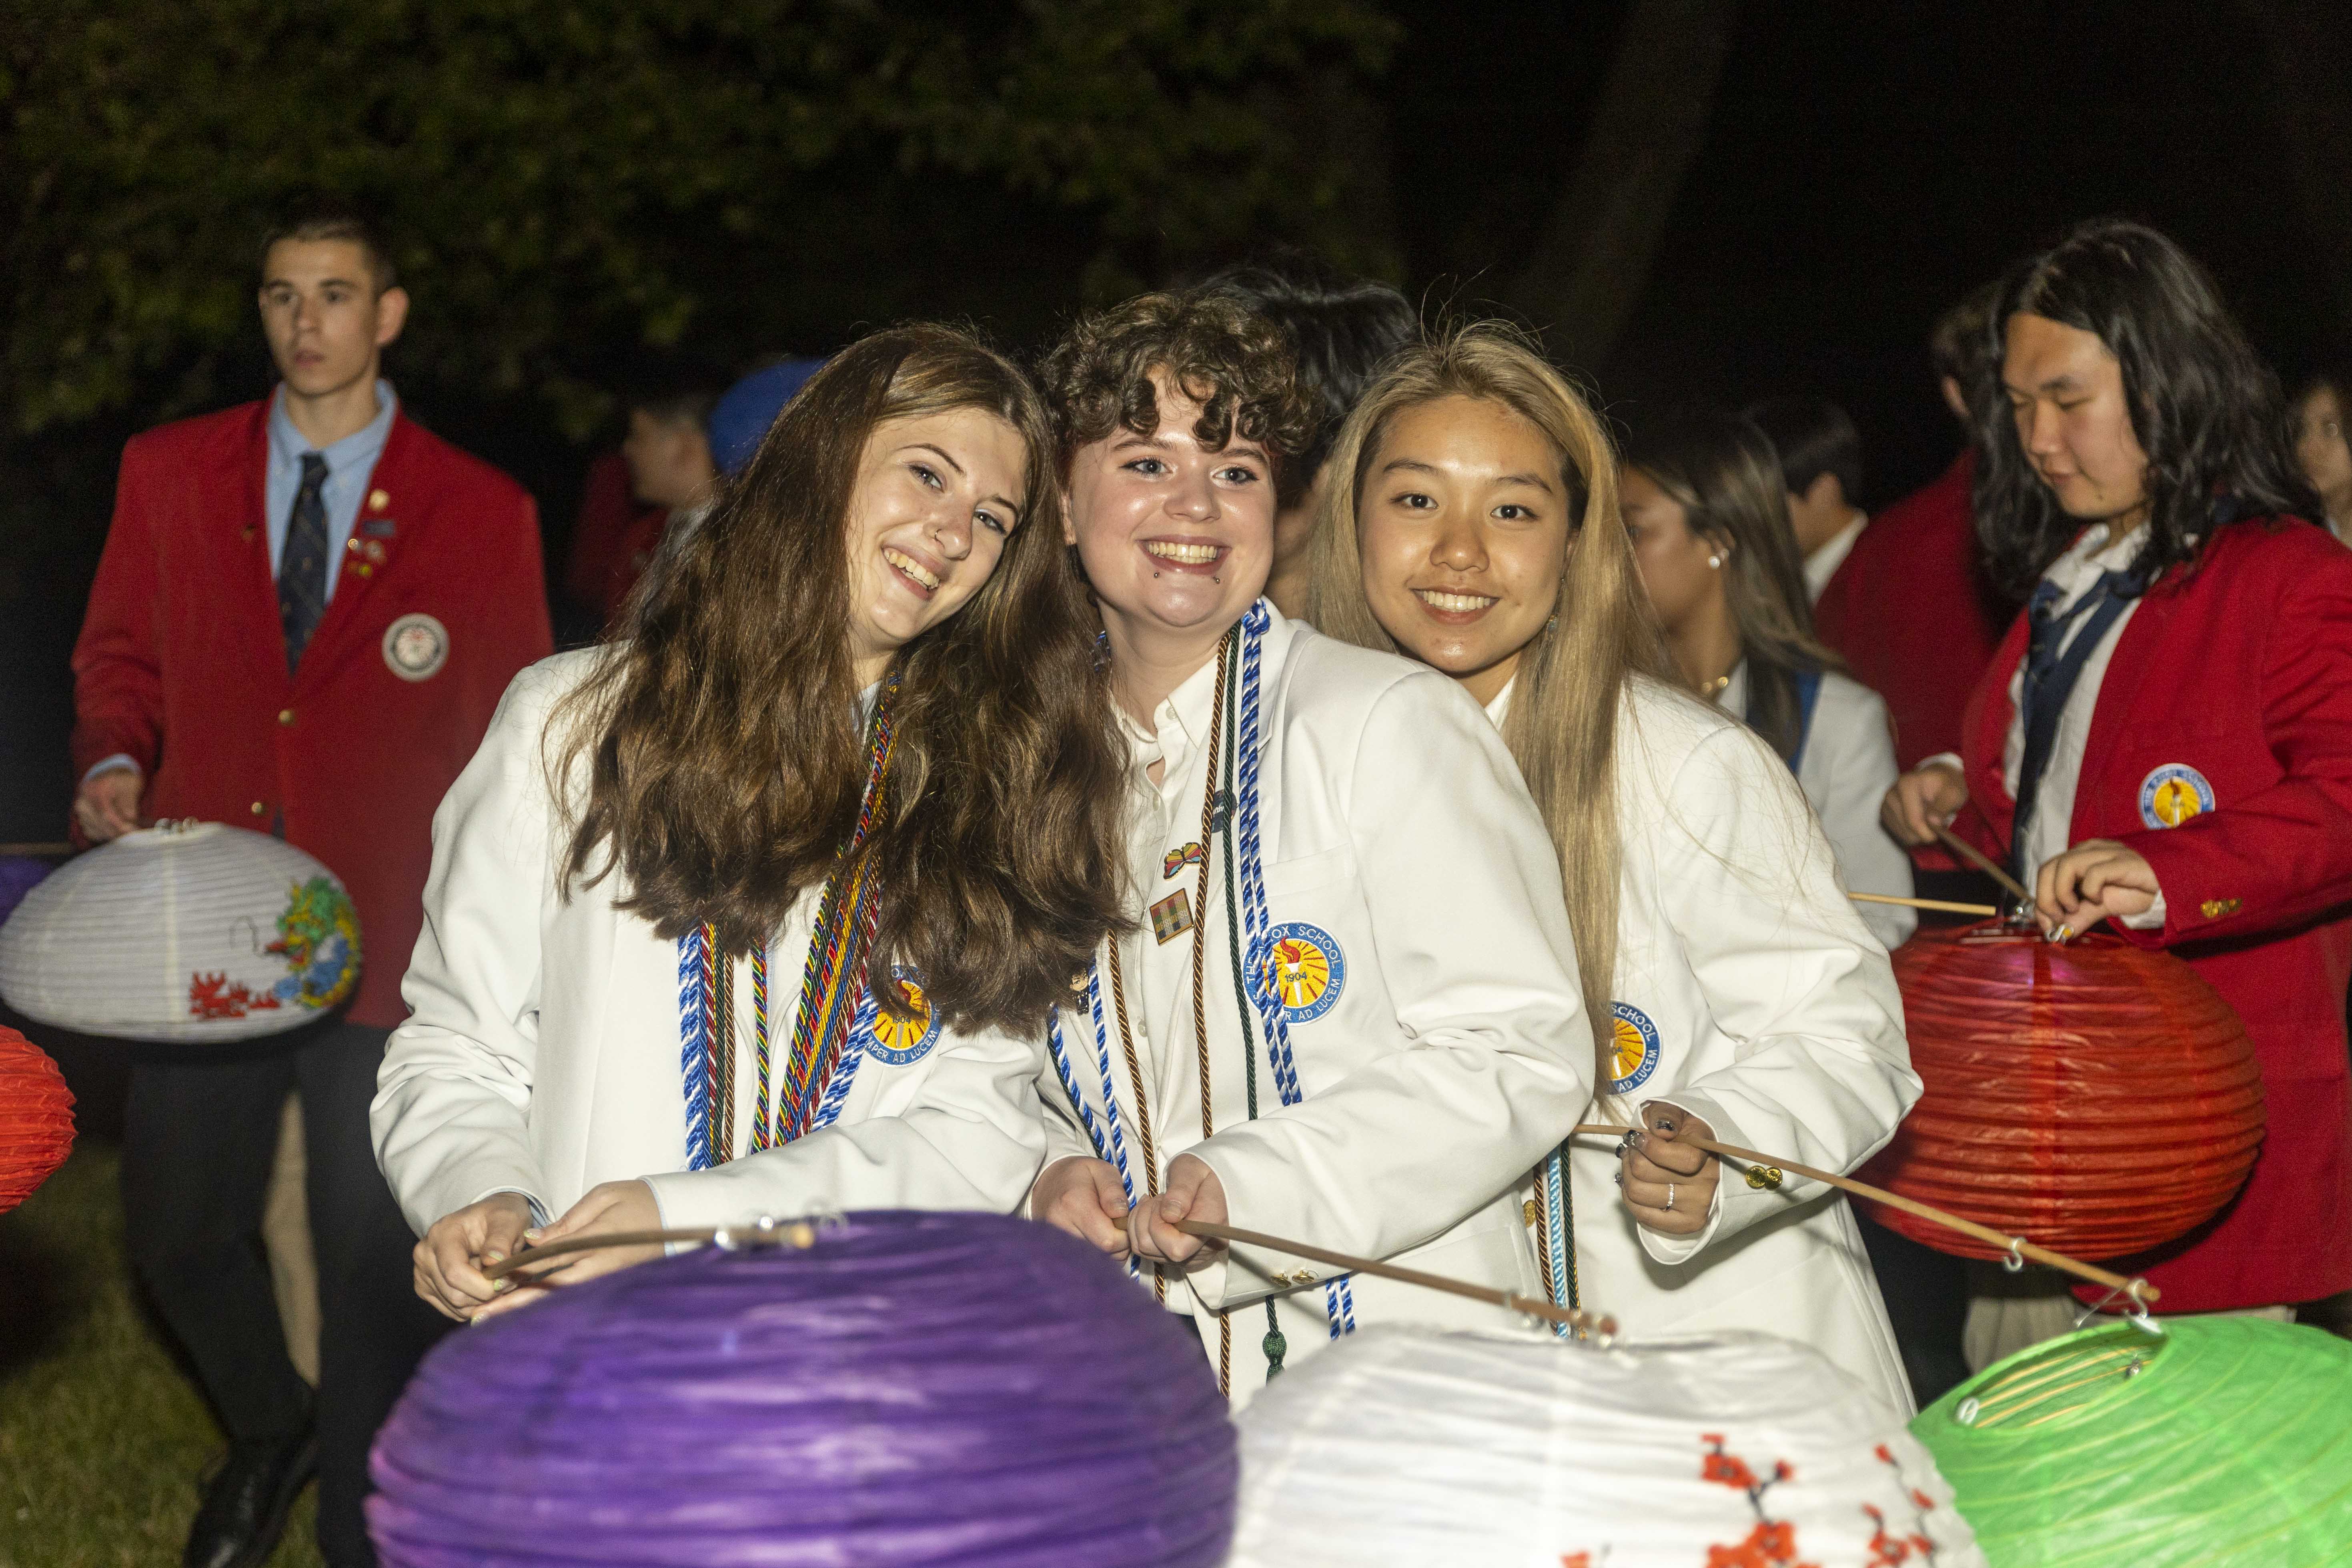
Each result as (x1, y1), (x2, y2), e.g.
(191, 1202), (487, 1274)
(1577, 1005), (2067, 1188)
(2138, 763), (2214, 829)
(382, 613), (449, 682)
(1260, 921), (1345, 1023)
(1607, 1002), (1661, 1094)
(865, 966), (936, 1066)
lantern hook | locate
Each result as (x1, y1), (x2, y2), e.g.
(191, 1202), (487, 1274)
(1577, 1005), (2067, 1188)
(2072, 1276), (2166, 1338)
(2001, 1236), (2027, 1273)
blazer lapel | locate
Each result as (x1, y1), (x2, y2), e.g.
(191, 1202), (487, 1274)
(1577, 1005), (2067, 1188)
(2072, 574), (2187, 840)
(232, 408), (297, 694)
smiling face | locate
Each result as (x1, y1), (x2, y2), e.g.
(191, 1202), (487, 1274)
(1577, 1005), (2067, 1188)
(1356, 396), (1569, 705)
(1063, 369), (1276, 674)
(258, 238), (408, 400)
(841, 406), (1031, 684)
(1620, 465), (1723, 636)
(2002, 311), (2151, 526)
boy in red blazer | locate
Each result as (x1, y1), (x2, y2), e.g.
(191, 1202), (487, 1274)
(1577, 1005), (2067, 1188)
(1885, 220), (2352, 1362)
(70, 205), (551, 1568)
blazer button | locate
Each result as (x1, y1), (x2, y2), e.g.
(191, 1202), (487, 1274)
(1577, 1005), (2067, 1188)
(277, 708), (295, 727)
(1522, 1198), (1539, 1228)
(1745, 1165), (1785, 1190)
(249, 801), (267, 817)
(2200, 897), (2242, 919)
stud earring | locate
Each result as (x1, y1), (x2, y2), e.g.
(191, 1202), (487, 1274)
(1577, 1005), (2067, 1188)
(1545, 615), (1558, 631)
(1707, 553), (1723, 569)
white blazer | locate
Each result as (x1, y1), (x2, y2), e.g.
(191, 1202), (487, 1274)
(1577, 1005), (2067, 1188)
(1719, 663), (1915, 949)
(373, 650), (1047, 1240)
(1042, 607), (1592, 1400)
(1495, 674), (1919, 1412)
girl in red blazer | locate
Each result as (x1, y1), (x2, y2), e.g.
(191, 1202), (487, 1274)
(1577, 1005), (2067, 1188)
(1884, 220), (2352, 1356)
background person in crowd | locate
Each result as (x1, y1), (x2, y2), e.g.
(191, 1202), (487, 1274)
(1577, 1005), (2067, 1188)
(1305, 325), (1918, 1412)
(1883, 218), (2352, 1366)
(2292, 363), (2352, 547)
(1197, 254), (1418, 618)
(68, 203), (551, 1568)
(590, 370), (725, 622)
(561, 451), (659, 630)
(1743, 394), (1867, 603)
(1811, 284), (2015, 772)
(1620, 412), (1916, 951)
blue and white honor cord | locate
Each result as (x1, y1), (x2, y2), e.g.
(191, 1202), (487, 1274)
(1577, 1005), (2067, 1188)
(1044, 601), (1354, 1336)
(676, 926), (869, 1172)
(1541, 1142), (1574, 1337)
(1232, 602), (1355, 1334)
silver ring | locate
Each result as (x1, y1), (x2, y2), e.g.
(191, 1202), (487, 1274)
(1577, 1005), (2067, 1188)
(1666, 1182), (1675, 1212)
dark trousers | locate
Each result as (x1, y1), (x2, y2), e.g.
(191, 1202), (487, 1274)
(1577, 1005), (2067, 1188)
(122, 1021), (449, 1568)
(1859, 1210), (1973, 1409)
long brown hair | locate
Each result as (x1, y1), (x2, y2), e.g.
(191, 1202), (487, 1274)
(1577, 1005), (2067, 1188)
(1623, 411), (1846, 763)
(549, 324), (1129, 1034)
(1304, 324), (1675, 1097)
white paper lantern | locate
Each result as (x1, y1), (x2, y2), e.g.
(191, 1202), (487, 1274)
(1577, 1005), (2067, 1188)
(0, 821), (361, 1042)
(1232, 1326), (1984, 1568)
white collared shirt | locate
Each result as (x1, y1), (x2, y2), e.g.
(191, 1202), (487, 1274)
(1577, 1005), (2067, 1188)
(1921, 521), (2163, 927)
(1803, 509), (1869, 603)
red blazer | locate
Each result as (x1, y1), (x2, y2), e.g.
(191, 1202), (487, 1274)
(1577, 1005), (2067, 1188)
(1949, 518), (2352, 1310)
(562, 449), (660, 618)
(1813, 450), (2013, 769)
(71, 400), (553, 1029)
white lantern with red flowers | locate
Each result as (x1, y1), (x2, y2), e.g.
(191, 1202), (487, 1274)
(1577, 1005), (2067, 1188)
(0, 821), (360, 1042)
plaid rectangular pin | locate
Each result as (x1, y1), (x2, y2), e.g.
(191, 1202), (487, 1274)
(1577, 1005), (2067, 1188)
(1150, 888), (1194, 943)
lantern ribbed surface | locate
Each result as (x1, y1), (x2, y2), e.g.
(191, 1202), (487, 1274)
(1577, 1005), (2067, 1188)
(1858, 924), (2263, 1261)
(1915, 1317), (2352, 1564)
(0, 1028), (76, 1215)
(367, 1210), (1236, 1567)
(0, 821), (360, 1042)
(1230, 1326), (1985, 1567)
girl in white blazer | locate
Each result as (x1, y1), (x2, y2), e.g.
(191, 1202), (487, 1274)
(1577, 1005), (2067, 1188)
(375, 327), (1132, 1319)
(1305, 326), (1921, 1412)
(1026, 291), (1594, 1402)
(1623, 412), (1916, 951)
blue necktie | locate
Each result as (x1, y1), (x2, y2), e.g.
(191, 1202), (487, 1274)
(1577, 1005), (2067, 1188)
(2009, 568), (2139, 877)
(278, 453), (330, 673)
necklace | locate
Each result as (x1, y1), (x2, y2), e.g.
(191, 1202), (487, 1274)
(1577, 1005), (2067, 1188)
(677, 672), (900, 1170)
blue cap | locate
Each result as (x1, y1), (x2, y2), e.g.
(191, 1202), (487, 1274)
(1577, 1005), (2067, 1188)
(707, 357), (827, 477)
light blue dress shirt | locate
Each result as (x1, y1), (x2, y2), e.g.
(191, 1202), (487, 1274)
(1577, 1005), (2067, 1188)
(266, 379), (399, 605)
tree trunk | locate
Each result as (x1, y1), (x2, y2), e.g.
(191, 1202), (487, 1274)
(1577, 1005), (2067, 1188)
(1505, 0), (1739, 374)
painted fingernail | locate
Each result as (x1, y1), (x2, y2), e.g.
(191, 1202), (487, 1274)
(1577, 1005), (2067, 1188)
(523, 1229), (543, 1242)
(483, 1251), (506, 1264)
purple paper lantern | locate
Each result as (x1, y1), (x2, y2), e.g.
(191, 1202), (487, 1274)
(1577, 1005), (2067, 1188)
(368, 1210), (1236, 1567)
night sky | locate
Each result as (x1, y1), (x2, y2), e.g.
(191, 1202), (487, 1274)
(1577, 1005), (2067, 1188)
(1, 0), (2338, 838)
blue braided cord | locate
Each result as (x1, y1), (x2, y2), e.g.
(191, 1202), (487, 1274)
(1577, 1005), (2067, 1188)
(1046, 1011), (1113, 1163)
(1233, 600), (1350, 1338)
(1046, 963), (1142, 1280)
(1541, 1146), (1573, 1339)
(676, 928), (713, 1172)
(806, 981), (873, 1133)
(1081, 961), (1141, 1210)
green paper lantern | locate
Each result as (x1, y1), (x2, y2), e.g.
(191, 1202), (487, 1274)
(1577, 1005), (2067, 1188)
(1913, 1317), (2352, 1564)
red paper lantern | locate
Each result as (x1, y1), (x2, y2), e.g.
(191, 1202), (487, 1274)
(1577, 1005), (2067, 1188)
(0, 1027), (75, 1215)
(1858, 924), (2263, 1262)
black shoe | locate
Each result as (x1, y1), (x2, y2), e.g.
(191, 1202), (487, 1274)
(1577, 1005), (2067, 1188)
(183, 1430), (317, 1568)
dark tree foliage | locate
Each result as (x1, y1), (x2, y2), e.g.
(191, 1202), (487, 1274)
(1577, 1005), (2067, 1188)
(0, 0), (1400, 438)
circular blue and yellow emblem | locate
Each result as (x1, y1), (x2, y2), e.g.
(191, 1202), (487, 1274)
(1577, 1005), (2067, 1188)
(1607, 1002), (1661, 1094)
(864, 966), (936, 1066)
(1260, 922), (1345, 1023)
(2138, 763), (2215, 829)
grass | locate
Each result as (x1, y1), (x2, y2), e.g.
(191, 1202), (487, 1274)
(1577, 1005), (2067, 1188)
(0, 1141), (323, 1568)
